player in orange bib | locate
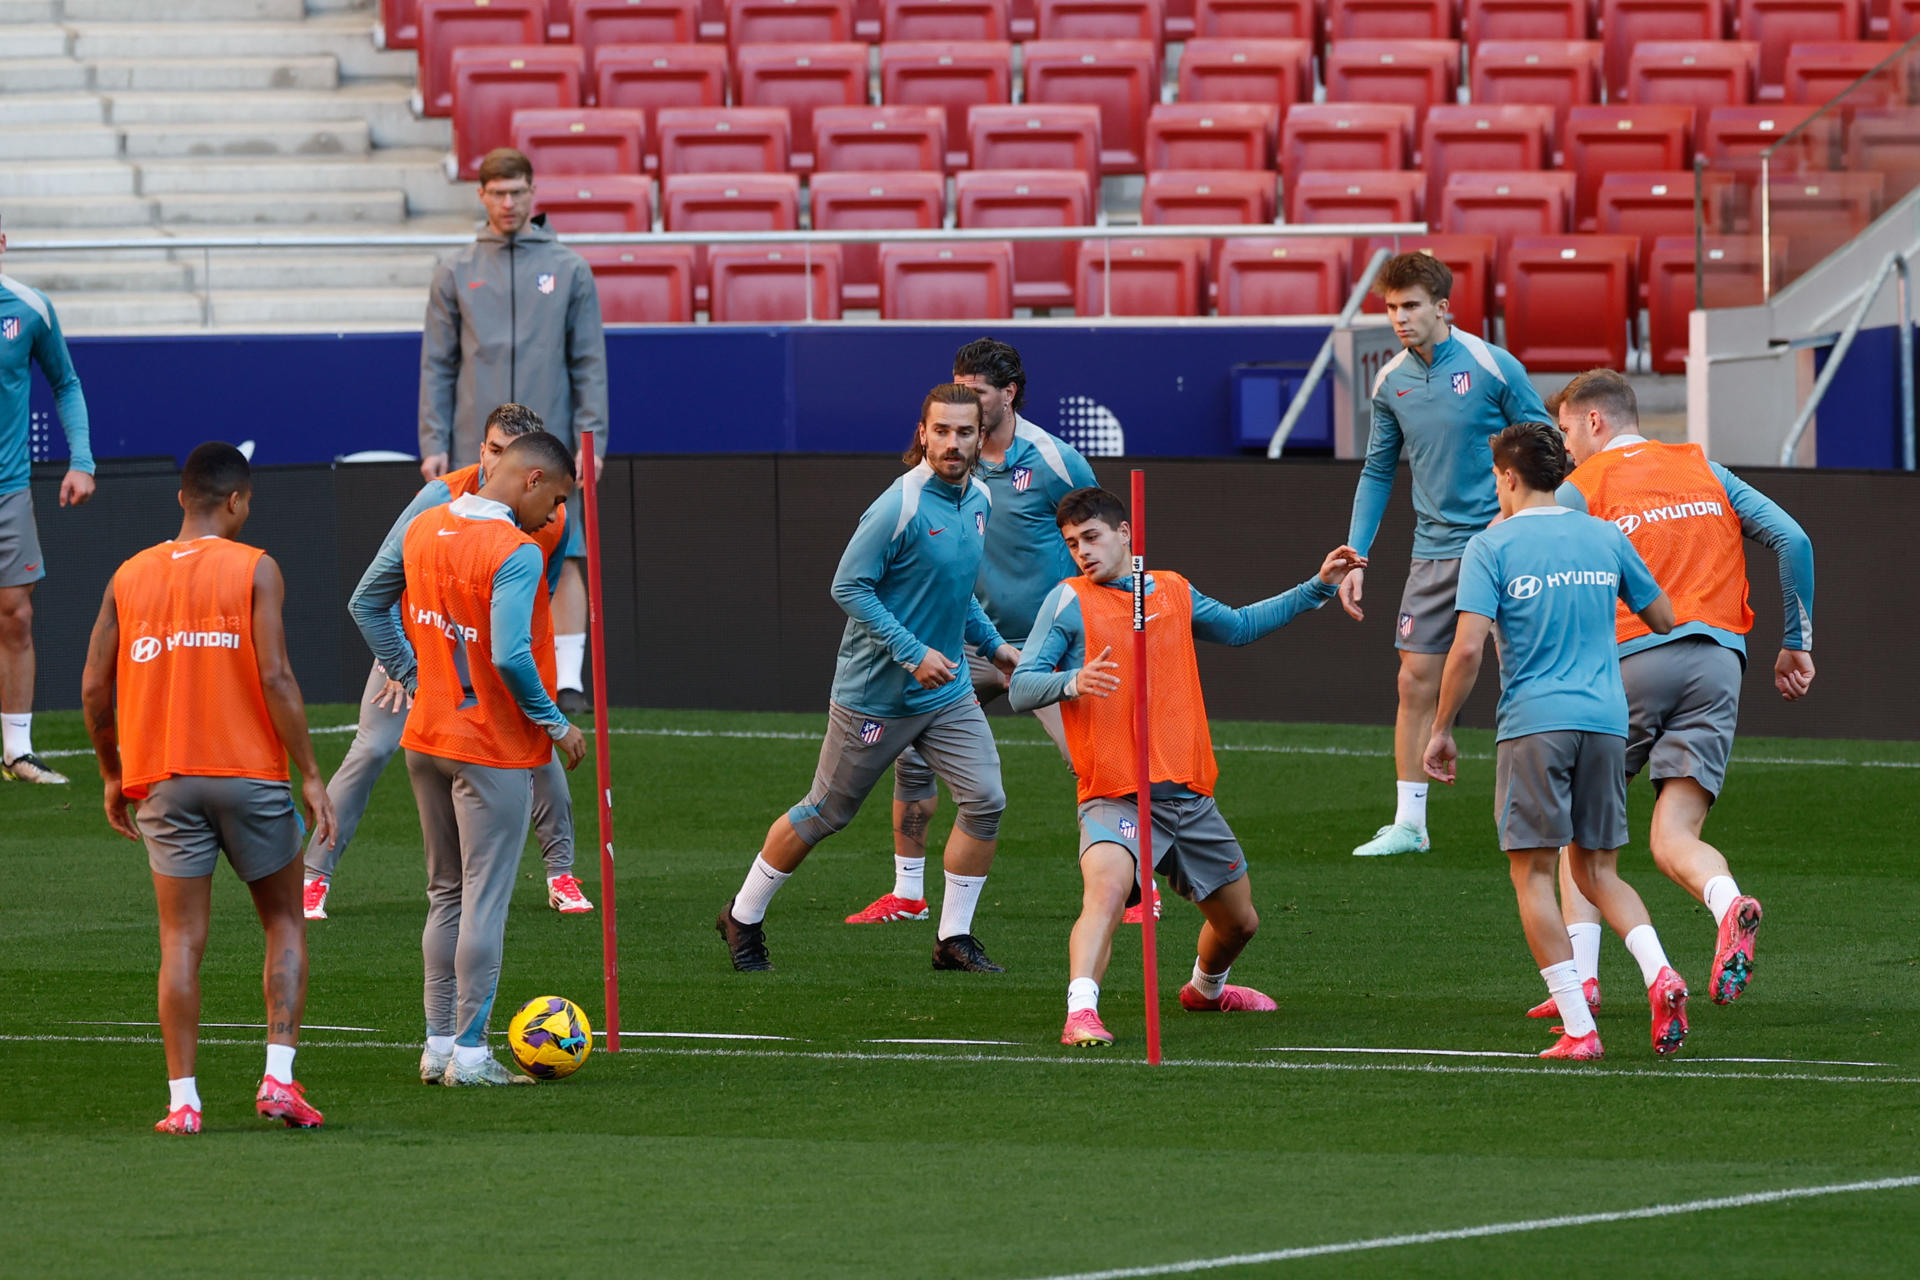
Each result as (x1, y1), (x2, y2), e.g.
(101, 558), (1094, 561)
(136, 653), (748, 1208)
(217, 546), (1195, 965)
(1009, 486), (1364, 1046)
(80, 442), (338, 1135)
(1538, 369), (1816, 1015)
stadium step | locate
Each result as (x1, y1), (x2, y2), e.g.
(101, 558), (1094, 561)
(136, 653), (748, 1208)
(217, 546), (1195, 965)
(135, 152), (472, 214)
(0, 125), (121, 161)
(105, 86), (449, 150)
(5, 93), (109, 125)
(181, 252), (440, 292)
(68, 19), (415, 80)
(0, 0), (57, 22)
(4, 258), (196, 294)
(150, 189), (411, 224)
(0, 24), (71, 57)
(89, 55), (342, 91)
(0, 160), (139, 198)
(0, 194), (156, 227)
(63, 0), (310, 20)
(0, 57), (91, 92)
(120, 119), (375, 159)
(205, 287), (430, 328)
(42, 291), (215, 331)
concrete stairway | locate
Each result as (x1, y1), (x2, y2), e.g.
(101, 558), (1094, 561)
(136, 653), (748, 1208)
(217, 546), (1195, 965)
(1, 0), (475, 332)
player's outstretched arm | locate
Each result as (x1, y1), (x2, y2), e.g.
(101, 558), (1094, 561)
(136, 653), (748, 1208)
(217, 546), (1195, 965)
(1188, 547), (1365, 648)
(1423, 611), (1492, 785)
(253, 555), (337, 852)
(79, 577), (138, 841)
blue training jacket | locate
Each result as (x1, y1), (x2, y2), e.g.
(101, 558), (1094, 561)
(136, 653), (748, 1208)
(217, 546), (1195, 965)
(971, 415), (1098, 645)
(1, 274), (91, 496)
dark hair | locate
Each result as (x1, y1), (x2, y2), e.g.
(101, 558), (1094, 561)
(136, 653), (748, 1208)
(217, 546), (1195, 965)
(1489, 422), (1570, 493)
(477, 148), (534, 187)
(1553, 367), (1639, 431)
(1055, 486), (1128, 530)
(484, 403), (545, 437)
(952, 337), (1027, 412)
(1375, 251), (1453, 304)
(501, 429), (575, 479)
(901, 383), (984, 465)
(181, 442), (251, 510)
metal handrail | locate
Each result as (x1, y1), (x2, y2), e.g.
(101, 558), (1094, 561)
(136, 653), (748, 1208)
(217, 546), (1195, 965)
(1266, 247), (1392, 458)
(1779, 250), (1912, 466)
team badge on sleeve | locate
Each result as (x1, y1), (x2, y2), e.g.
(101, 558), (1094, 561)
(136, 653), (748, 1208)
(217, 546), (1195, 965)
(1118, 817), (1138, 841)
(1012, 466), (1032, 492)
(537, 273), (557, 295)
(858, 719), (885, 745)
(1451, 371), (1472, 396)
(1397, 611), (1415, 638)
(1, 318), (18, 341)
(976, 511), (986, 536)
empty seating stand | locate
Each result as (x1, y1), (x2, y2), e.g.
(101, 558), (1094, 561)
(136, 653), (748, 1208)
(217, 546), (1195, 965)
(733, 43), (870, 169)
(955, 168), (1096, 307)
(1191, 0), (1316, 38)
(1359, 232), (1495, 332)
(511, 107), (647, 175)
(1469, 40), (1602, 133)
(811, 105), (948, 171)
(968, 103), (1104, 191)
(1140, 169), (1277, 223)
(579, 243), (697, 322)
(662, 171), (803, 303)
(1601, 0), (1725, 100)
(1593, 170), (1711, 285)
(532, 173), (654, 230)
(1036, 0), (1166, 42)
(1501, 234), (1639, 369)
(1076, 238), (1206, 315)
(1322, 40), (1460, 133)
(1646, 235), (1769, 373)
(1464, 0), (1588, 43)
(654, 106), (792, 175)
(1783, 41), (1905, 103)
(879, 241), (1018, 318)
(452, 46), (588, 179)
(1739, 0), (1867, 96)
(810, 170), (947, 306)
(1326, 0), (1454, 40)
(1420, 104), (1554, 215)
(572, 0), (700, 62)
(1848, 108), (1920, 200)
(708, 243), (845, 321)
(1562, 105), (1695, 230)
(1146, 103), (1278, 171)
(880, 41), (1016, 168)
(419, 0), (548, 117)
(1438, 170), (1574, 271)
(1287, 169), (1425, 222)
(1215, 236), (1352, 314)
(1022, 39), (1159, 172)
(1177, 38), (1315, 110)
(1282, 103), (1415, 172)
(727, 0), (856, 46)
(381, 0), (425, 50)
(593, 44), (729, 169)
(1625, 42), (1759, 109)
(882, 0), (1012, 38)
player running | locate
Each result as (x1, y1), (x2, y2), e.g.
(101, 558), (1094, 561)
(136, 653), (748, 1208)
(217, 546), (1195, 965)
(1341, 253), (1551, 859)
(1524, 369), (1816, 1015)
(353, 432), (587, 1086)
(848, 338), (1100, 927)
(1425, 422), (1687, 1061)
(80, 442), (338, 1133)
(718, 384), (1021, 974)
(302, 404), (590, 921)
(1009, 486), (1365, 1045)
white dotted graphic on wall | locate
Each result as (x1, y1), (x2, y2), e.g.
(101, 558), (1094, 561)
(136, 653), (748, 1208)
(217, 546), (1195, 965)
(1055, 395), (1126, 457)
(29, 410), (52, 462)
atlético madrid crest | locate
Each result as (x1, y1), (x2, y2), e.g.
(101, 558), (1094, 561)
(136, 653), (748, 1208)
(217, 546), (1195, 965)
(537, 273), (556, 295)
(1, 317), (18, 341)
(859, 719), (884, 745)
(1451, 371), (1472, 396)
(1012, 465), (1032, 492)
(976, 511), (986, 536)
(1118, 818), (1138, 840)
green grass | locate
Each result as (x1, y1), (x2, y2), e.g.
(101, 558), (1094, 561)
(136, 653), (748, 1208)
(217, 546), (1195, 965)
(4, 707), (1919, 1278)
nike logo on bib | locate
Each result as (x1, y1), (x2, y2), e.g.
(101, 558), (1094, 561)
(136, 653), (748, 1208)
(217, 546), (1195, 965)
(437, 529), (461, 537)
(170, 548), (201, 560)
(1624, 449), (1645, 457)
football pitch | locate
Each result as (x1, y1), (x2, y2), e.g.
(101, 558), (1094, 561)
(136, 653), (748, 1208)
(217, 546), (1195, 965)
(4, 705), (1918, 1278)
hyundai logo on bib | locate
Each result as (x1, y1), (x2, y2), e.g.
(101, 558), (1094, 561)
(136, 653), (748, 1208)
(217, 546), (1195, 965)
(130, 636), (163, 663)
(1507, 575), (1543, 599)
(1615, 514), (1642, 535)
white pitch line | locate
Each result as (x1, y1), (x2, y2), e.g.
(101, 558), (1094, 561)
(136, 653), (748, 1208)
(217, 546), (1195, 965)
(597, 1030), (799, 1042)
(68, 1020), (382, 1032)
(1011, 1176), (1920, 1280)
(867, 1038), (1026, 1046)
(1257, 1045), (1895, 1068)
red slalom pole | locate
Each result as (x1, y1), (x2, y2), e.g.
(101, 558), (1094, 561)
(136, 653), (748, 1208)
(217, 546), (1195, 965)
(1130, 468), (1162, 1066)
(578, 429), (620, 1053)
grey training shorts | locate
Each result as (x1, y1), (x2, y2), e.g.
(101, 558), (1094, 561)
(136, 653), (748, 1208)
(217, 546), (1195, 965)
(1078, 792), (1247, 903)
(788, 696), (1005, 845)
(0, 489), (46, 588)
(139, 775), (303, 882)
(1395, 557), (1461, 654)
(1622, 636), (1742, 801)
(1494, 731), (1629, 853)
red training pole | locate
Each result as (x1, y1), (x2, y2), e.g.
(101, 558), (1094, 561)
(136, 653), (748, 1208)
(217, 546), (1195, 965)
(1130, 468), (1162, 1066)
(579, 429), (621, 1054)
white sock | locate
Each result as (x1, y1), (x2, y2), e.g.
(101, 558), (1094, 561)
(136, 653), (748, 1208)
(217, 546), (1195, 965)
(1623, 924), (1672, 988)
(453, 1043), (489, 1068)
(426, 1035), (455, 1057)
(1703, 874), (1741, 925)
(555, 632), (586, 691)
(167, 1076), (202, 1112)
(731, 855), (790, 925)
(1067, 977), (1100, 1014)
(265, 1042), (296, 1082)
(1540, 960), (1596, 1037)
(1, 712), (30, 762)
(1568, 922), (1603, 985)
(1190, 960), (1229, 1000)
(892, 855), (926, 901)
(1394, 780), (1428, 829)
(938, 871), (987, 940)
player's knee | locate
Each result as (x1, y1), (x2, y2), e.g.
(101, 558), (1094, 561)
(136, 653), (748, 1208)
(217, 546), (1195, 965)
(0, 592), (31, 646)
(788, 794), (856, 845)
(1223, 905), (1260, 946)
(893, 756), (937, 803)
(1396, 660), (1437, 703)
(954, 783), (1005, 840)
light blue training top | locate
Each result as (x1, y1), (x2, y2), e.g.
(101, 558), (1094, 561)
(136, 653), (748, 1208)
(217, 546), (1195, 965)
(1, 274), (92, 496)
(828, 462), (1008, 719)
(1349, 329), (1549, 561)
(1455, 506), (1663, 742)
(1555, 436), (1816, 659)
(971, 415), (1098, 645)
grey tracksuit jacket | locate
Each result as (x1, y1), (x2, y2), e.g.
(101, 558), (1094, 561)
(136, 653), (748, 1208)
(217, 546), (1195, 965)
(418, 215), (609, 465)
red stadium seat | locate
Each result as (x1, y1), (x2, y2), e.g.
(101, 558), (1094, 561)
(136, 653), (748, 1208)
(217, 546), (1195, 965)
(968, 103), (1103, 191)
(879, 241), (1017, 317)
(1469, 41), (1602, 134)
(1438, 170), (1574, 273)
(381, 0), (424, 50)
(1501, 234), (1639, 371)
(662, 171), (802, 303)
(1281, 102), (1415, 173)
(1146, 103), (1278, 171)
(1699, 104), (1835, 171)
(1358, 233), (1495, 333)
(572, 0), (699, 67)
(1463, 0), (1587, 42)
(1646, 235), (1769, 373)
(1075, 238), (1207, 315)
(1600, 0), (1725, 100)
(882, 0), (1010, 37)
(1191, 0), (1315, 37)
(708, 243), (844, 320)
(451, 46), (585, 179)
(1624, 42), (1759, 110)
(811, 104), (947, 171)
(511, 107), (647, 175)
(734, 43), (869, 169)
(1011, 0), (1038, 36)
(880, 41), (1015, 168)
(593, 44), (728, 167)
(1177, 38), (1314, 110)
(1140, 169), (1277, 223)
(1322, 40), (1460, 133)
(1847, 107), (1920, 200)
(1215, 235), (1352, 314)
(1898, 0), (1920, 34)
(1326, 0), (1453, 39)
(532, 173), (654, 230)
(1036, 0), (1164, 41)
(1745, 171), (1884, 276)
(727, 0), (855, 46)
(1419, 104), (1554, 216)
(1562, 105), (1695, 230)
(954, 168), (1095, 307)
(654, 106), (791, 174)
(579, 243), (697, 322)
(1166, 0), (1196, 38)
(1022, 39), (1158, 173)
(418, 0), (548, 118)
(855, 0), (882, 39)
(1287, 169), (1424, 222)
(1740, 0), (1867, 96)
(1593, 171), (1715, 286)
(1783, 41), (1906, 103)
(809, 170), (946, 306)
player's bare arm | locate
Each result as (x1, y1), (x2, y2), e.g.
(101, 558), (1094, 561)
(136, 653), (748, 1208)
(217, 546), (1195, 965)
(79, 576), (138, 841)
(251, 554), (338, 852)
(1636, 592), (1676, 636)
(1423, 610), (1493, 785)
